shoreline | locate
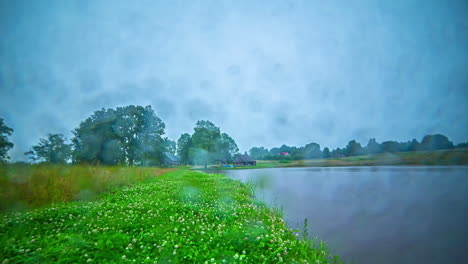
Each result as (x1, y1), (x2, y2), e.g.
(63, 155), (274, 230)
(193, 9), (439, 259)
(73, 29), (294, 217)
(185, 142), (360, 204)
(193, 149), (468, 170)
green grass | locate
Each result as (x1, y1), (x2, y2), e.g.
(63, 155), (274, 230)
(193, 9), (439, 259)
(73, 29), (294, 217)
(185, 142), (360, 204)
(0, 168), (341, 264)
(0, 164), (174, 212)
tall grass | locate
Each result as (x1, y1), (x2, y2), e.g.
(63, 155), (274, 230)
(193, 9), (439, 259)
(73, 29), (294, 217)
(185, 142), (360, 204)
(0, 164), (174, 211)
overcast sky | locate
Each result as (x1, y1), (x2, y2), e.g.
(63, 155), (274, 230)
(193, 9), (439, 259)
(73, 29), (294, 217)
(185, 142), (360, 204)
(1, 0), (467, 161)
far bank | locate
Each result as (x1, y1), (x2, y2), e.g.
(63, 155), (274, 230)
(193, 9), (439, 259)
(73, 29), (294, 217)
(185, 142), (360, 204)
(194, 149), (468, 170)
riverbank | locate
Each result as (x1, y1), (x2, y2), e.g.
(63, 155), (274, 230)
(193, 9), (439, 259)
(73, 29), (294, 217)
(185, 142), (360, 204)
(198, 149), (468, 170)
(0, 168), (342, 263)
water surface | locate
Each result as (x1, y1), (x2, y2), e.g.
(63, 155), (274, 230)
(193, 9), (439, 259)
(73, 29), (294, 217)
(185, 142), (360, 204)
(221, 166), (468, 264)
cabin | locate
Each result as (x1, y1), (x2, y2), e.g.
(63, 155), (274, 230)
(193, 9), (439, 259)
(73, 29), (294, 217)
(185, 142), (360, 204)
(233, 154), (256, 167)
(162, 152), (181, 166)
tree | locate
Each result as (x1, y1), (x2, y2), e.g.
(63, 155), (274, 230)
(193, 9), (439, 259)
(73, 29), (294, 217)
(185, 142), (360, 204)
(322, 147), (330, 158)
(163, 138), (176, 155)
(455, 142), (468, 149)
(331, 147), (344, 158)
(215, 133), (239, 163)
(188, 120), (238, 166)
(177, 133), (192, 165)
(72, 105), (166, 165)
(25, 134), (71, 164)
(304, 142), (321, 159)
(344, 140), (363, 156)
(419, 134), (454, 151)
(365, 138), (381, 154)
(249, 147), (269, 160)
(189, 121), (221, 166)
(406, 139), (420, 152)
(0, 118), (14, 162)
(380, 141), (400, 153)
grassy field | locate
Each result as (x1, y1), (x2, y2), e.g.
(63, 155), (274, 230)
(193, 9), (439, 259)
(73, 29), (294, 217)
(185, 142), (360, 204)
(0, 165), (174, 212)
(200, 149), (468, 170)
(0, 168), (341, 263)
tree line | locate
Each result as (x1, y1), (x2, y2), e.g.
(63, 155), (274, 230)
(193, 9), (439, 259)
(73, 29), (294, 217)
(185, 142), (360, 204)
(1, 110), (467, 165)
(249, 135), (468, 160)
(0, 105), (238, 166)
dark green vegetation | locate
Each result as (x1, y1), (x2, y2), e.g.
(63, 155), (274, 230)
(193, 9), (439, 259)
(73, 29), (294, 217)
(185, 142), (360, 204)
(249, 134), (467, 161)
(1, 108), (467, 168)
(0, 118), (14, 163)
(216, 149), (468, 169)
(0, 165), (173, 211)
(1, 106), (239, 167)
(0, 169), (341, 264)
(177, 121), (239, 166)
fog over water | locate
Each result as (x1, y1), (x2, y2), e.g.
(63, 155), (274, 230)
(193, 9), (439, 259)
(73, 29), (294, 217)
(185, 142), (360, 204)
(1, 0), (467, 161)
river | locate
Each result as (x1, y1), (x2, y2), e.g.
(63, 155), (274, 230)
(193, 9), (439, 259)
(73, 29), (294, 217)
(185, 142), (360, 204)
(220, 166), (468, 264)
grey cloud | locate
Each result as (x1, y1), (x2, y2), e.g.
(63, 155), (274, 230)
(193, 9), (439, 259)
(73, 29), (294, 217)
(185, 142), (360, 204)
(0, 0), (467, 161)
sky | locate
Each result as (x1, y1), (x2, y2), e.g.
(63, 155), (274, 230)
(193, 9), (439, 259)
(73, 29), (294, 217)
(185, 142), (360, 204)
(1, 0), (467, 161)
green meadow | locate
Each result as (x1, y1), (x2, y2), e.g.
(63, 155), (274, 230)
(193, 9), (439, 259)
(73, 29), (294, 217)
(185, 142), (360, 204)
(0, 167), (341, 264)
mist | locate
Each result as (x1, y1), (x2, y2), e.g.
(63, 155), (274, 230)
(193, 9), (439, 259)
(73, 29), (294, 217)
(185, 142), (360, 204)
(1, 0), (467, 161)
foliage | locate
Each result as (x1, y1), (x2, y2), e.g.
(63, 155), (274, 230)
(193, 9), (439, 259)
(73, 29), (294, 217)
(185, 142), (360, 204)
(163, 138), (177, 155)
(176, 133), (192, 165)
(322, 147), (331, 158)
(72, 105), (166, 166)
(214, 133), (239, 163)
(24, 134), (71, 164)
(304, 142), (322, 159)
(249, 133), (462, 160)
(344, 140), (363, 157)
(248, 147), (269, 160)
(0, 118), (14, 162)
(0, 169), (342, 263)
(420, 134), (454, 150)
(178, 121), (238, 166)
(219, 149), (467, 169)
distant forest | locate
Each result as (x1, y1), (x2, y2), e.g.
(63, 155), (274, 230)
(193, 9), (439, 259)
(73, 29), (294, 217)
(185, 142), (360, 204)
(249, 135), (468, 161)
(1, 105), (467, 166)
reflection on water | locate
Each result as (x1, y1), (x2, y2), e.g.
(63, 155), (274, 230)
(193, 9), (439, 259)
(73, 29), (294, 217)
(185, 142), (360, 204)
(221, 166), (468, 264)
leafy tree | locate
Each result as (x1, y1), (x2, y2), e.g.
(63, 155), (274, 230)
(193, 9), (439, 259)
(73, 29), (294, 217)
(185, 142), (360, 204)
(163, 138), (176, 155)
(406, 139), (420, 151)
(304, 142), (321, 159)
(249, 147), (269, 160)
(380, 141), (400, 153)
(331, 147), (344, 158)
(215, 133), (239, 163)
(188, 120), (238, 166)
(177, 133), (192, 165)
(365, 138), (381, 154)
(0, 118), (14, 162)
(344, 140), (363, 156)
(189, 121), (219, 166)
(72, 105), (166, 165)
(419, 134), (454, 151)
(25, 134), (71, 163)
(322, 147), (330, 158)
(455, 142), (468, 149)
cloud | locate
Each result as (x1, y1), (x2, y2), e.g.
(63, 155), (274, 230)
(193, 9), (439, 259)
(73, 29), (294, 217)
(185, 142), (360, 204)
(1, 0), (467, 161)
